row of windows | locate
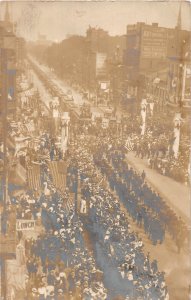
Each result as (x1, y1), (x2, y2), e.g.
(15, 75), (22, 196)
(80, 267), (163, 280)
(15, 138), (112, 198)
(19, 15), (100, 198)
(143, 31), (166, 38)
(142, 52), (166, 58)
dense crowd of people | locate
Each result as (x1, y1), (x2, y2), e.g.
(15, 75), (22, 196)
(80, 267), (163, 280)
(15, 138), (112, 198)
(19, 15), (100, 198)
(2, 63), (189, 300)
(4, 127), (173, 299)
(115, 110), (190, 185)
(66, 134), (170, 299)
(131, 114), (190, 184)
(91, 136), (187, 250)
(8, 132), (108, 299)
(24, 192), (108, 299)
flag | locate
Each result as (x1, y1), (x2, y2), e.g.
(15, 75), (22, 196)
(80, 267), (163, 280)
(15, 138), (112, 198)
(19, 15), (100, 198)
(27, 164), (41, 191)
(63, 194), (75, 214)
(125, 139), (134, 151)
(48, 161), (66, 194)
(25, 122), (35, 133)
(28, 138), (40, 149)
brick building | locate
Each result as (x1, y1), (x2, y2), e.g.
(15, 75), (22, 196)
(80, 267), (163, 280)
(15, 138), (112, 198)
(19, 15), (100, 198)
(123, 8), (190, 102)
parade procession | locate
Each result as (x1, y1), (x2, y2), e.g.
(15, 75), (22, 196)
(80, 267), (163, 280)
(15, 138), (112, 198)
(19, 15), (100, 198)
(0, 1), (191, 300)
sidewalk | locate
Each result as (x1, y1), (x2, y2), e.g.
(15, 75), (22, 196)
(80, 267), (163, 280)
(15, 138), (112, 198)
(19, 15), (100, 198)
(126, 152), (190, 225)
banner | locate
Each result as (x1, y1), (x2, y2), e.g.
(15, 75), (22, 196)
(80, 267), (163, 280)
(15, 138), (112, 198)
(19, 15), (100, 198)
(173, 113), (181, 159)
(99, 81), (110, 90)
(149, 102), (154, 116)
(16, 244), (26, 265)
(80, 199), (87, 214)
(16, 220), (36, 231)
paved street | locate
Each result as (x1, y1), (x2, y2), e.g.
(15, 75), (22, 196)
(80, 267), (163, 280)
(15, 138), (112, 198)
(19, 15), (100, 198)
(30, 69), (52, 112)
(30, 57), (105, 118)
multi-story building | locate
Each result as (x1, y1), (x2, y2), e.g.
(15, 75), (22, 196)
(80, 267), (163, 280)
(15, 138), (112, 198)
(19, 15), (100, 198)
(123, 7), (190, 101)
(0, 2), (27, 197)
(125, 23), (179, 74)
(83, 26), (126, 102)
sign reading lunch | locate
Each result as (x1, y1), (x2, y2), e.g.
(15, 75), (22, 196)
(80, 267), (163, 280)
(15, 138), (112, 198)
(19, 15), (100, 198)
(16, 220), (36, 231)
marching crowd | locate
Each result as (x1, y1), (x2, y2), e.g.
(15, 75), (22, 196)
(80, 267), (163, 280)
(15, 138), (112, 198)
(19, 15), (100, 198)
(67, 134), (170, 299)
(5, 127), (172, 299)
(2, 64), (189, 300)
(91, 136), (187, 250)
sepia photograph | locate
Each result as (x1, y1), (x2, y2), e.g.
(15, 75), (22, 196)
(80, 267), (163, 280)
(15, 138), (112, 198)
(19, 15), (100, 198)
(0, 0), (191, 299)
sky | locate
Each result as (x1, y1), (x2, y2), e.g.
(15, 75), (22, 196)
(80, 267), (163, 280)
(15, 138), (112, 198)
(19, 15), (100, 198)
(0, 0), (190, 41)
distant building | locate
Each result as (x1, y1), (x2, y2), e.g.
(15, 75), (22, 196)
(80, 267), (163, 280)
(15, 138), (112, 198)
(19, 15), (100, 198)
(124, 7), (190, 101)
(125, 22), (184, 76)
(84, 26), (126, 93)
(86, 26), (109, 53)
(0, 3), (17, 116)
(0, 2), (26, 65)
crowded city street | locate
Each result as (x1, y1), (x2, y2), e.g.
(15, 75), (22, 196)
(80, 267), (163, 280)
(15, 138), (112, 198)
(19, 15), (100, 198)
(0, 1), (191, 300)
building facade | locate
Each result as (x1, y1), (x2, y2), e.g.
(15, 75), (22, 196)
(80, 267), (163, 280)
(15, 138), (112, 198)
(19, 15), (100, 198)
(124, 19), (190, 103)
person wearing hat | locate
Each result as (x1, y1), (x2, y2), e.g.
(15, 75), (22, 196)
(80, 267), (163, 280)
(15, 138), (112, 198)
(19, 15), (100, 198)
(74, 282), (82, 300)
(38, 282), (47, 299)
(68, 270), (76, 294)
(57, 289), (65, 300)
(47, 270), (56, 286)
(30, 288), (39, 299)
(46, 290), (55, 300)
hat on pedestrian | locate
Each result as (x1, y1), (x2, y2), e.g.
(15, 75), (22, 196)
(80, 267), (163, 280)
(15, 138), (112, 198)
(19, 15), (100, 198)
(59, 272), (66, 278)
(50, 291), (55, 296)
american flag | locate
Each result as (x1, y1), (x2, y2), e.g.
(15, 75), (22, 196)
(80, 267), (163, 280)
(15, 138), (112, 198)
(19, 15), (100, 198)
(48, 161), (67, 195)
(25, 122), (35, 133)
(28, 138), (41, 149)
(125, 139), (134, 151)
(62, 193), (75, 214)
(27, 164), (41, 191)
